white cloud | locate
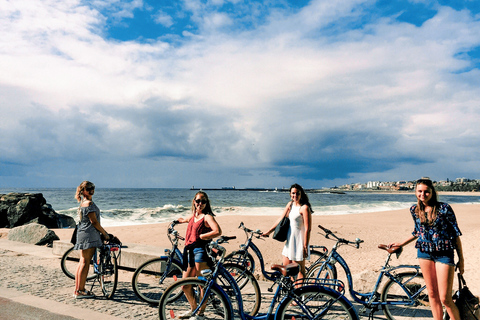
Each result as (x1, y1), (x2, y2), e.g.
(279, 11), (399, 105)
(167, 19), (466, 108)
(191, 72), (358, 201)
(1, 0), (480, 187)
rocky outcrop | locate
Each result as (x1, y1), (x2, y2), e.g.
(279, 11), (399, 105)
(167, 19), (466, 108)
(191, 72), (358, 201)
(0, 193), (75, 229)
(8, 223), (60, 246)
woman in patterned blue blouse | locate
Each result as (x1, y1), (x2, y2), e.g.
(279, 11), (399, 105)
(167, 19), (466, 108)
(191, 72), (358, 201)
(389, 178), (464, 320)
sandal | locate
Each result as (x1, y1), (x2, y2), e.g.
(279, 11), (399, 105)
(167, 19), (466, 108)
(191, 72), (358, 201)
(73, 290), (95, 299)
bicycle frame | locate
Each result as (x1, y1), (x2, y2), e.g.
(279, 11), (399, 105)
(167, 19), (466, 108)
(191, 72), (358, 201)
(312, 227), (426, 310)
(196, 238), (356, 320)
(235, 222), (328, 281)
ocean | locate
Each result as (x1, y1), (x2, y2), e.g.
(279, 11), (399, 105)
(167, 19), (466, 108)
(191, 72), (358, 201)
(2, 188), (480, 227)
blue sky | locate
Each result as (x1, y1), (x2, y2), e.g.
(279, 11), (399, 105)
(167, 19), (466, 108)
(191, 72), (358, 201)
(1, 0), (480, 188)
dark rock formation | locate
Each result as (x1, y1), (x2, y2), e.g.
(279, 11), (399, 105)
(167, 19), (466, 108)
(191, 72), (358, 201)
(0, 193), (75, 229)
(8, 223), (60, 246)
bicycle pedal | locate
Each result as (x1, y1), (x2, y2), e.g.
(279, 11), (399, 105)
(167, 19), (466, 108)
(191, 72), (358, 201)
(267, 288), (273, 292)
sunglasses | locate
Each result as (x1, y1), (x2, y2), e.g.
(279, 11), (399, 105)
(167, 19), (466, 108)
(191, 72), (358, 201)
(85, 186), (95, 192)
(195, 199), (207, 204)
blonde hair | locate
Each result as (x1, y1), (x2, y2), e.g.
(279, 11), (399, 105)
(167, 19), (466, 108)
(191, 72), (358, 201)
(75, 181), (95, 221)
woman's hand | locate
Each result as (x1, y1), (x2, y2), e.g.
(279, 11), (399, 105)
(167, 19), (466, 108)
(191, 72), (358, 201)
(456, 258), (465, 275)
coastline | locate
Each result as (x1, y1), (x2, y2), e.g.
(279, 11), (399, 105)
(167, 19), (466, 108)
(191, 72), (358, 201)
(47, 203), (480, 295)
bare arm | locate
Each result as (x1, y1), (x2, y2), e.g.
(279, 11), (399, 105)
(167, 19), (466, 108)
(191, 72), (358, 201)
(302, 205), (312, 258)
(388, 235), (417, 248)
(262, 201), (292, 237)
(455, 236), (464, 274)
(200, 215), (222, 240)
(177, 214), (193, 224)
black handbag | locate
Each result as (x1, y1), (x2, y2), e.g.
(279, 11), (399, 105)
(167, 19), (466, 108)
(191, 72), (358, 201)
(450, 273), (479, 320)
(70, 225), (78, 245)
(272, 216), (290, 242)
(272, 204), (292, 242)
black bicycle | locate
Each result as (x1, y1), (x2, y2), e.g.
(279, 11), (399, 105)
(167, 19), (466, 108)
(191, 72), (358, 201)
(61, 237), (122, 299)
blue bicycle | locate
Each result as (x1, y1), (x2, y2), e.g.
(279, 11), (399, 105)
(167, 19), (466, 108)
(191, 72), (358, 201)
(224, 222), (337, 284)
(132, 221), (261, 313)
(132, 220), (185, 304)
(307, 225), (430, 320)
(158, 236), (358, 320)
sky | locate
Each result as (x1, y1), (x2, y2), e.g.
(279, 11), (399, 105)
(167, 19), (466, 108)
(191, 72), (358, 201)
(1, 0), (480, 189)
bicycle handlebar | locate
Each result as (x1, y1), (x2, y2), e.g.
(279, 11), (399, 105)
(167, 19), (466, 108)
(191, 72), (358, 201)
(238, 221), (263, 236)
(318, 225), (364, 248)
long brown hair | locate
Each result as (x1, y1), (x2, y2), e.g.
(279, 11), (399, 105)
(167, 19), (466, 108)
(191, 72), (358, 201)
(415, 178), (438, 225)
(290, 183), (314, 213)
(191, 191), (215, 216)
(75, 181), (95, 221)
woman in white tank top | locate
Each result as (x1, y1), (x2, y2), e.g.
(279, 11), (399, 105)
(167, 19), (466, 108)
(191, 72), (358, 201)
(263, 184), (313, 283)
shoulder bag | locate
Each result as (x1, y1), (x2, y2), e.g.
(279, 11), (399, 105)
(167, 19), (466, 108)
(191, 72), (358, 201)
(272, 203), (292, 242)
(70, 225), (78, 245)
(450, 273), (479, 320)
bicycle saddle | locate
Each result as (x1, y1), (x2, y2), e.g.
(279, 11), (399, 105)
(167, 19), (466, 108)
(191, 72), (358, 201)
(378, 244), (403, 255)
(271, 263), (300, 277)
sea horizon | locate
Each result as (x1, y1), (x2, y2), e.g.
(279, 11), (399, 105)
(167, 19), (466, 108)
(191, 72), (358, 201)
(2, 187), (479, 227)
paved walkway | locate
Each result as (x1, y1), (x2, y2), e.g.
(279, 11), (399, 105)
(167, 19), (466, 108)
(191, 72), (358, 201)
(0, 239), (433, 319)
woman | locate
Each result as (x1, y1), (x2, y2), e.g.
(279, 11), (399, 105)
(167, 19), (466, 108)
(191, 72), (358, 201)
(388, 178), (464, 320)
(73, 181), (111, 299)
(262, 183), (312, 284)
(176, 191), (222, 320)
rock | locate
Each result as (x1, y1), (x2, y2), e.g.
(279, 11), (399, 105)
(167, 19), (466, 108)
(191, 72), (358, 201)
(0, 193), (76, 229)
(8, 223), (60, 246)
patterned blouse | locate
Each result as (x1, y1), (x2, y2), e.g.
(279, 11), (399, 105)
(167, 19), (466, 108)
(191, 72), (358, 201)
(411, 202), (462, 253)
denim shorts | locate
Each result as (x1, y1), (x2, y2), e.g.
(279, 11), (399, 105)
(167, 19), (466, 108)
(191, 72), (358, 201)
(417, 249), (455, 266)
(192, 247), (208, 263)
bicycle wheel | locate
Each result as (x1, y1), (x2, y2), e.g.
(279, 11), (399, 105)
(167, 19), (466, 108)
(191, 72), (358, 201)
(277, 286), (358, 320)
(132, 257), (183, 304)
(158, 278), (233, 320)
(306, 249), (328, 272)
(224, 250), (255, 274)
(220, 263), (261, 316)
(99, 252), (118, 299)
(381, 271), (431, 320)
(60, 247), (96, 281)
(305, 261), (337, 281)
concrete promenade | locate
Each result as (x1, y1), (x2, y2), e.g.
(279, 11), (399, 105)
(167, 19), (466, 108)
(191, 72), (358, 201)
(0, 239), (433, 320)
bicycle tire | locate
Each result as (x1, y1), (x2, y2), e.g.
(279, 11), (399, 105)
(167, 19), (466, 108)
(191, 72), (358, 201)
(224, 250), (255, 274)
(381, 271), (431, 320)
(132, 257), (183, 304)
(276, 285), (358, 320)
(305, 260), (338, 280)
(60, 247), (96, 281)
(306, 249), (328, 272)
(220, 263), (261, 316)
(158, 277), (233, 320)
(99, 251), (118, 299)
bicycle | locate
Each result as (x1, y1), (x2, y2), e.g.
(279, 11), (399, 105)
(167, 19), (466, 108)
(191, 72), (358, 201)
(131, 220), (185, 304)
(307, 225), (430, 320)
(224, 222), (337, 283)
(61, 237), (122, 299)
(131, 221), (261, 312)
(158, 235), (358, 320)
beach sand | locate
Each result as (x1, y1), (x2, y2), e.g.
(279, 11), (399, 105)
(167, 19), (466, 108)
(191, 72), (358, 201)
(51, 203), (480, 296)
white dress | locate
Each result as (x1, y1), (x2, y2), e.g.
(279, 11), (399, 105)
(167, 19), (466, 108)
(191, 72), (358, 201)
(282, 204), (310, 261)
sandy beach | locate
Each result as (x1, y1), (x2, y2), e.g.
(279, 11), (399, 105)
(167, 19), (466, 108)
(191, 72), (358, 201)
(52, 203), (480, 295)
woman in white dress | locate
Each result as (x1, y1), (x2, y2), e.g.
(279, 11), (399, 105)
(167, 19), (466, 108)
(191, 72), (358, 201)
(263, 184), (313, 283)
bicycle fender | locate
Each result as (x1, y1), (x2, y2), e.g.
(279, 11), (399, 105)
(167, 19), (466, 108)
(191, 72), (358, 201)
(388, 265), (421, 274)
(274, 285), (359, 320)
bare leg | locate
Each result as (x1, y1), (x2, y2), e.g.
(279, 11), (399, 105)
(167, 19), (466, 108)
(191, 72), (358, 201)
(182, 266), (198, 312)
(436, 263), (461, 320)
(75, 247), (95, 294)
(294, 260), (306, 287)
(419, 258), (443, 320)
(196, 262), (210, 314)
